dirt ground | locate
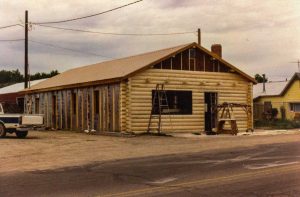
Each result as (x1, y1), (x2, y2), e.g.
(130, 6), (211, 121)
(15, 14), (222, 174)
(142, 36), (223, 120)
(1, 130), (300, 174)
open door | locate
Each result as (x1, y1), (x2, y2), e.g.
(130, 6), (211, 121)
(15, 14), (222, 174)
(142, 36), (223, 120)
(204, 92), (218, 132)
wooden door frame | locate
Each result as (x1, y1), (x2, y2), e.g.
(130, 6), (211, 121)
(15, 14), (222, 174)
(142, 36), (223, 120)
(204, 92), (218, 132)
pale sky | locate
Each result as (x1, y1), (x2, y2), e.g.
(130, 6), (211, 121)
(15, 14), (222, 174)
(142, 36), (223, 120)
(0, 0), (299, 80)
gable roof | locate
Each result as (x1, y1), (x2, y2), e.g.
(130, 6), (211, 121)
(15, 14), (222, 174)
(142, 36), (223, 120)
(0, 79), (47, 94)
(281, 73), (300, 95)
(25, 42), (256, 93)
(253, 81), (288, 99)
(253, 73), (300, 100)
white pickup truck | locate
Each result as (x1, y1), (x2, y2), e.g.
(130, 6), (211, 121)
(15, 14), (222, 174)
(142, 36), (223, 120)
(0, 103), (44, 138)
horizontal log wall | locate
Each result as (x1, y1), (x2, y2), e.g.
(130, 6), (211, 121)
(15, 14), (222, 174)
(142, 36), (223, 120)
(127, 69), (252, 133)
(25, 83), (120, 132)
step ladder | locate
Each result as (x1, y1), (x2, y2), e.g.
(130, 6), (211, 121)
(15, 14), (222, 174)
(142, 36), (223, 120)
(147, 84), (171, 134)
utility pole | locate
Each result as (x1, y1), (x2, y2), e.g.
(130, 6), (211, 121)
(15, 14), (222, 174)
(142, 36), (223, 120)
(197, 28), (201, 46)
(24, 10), (29, 89)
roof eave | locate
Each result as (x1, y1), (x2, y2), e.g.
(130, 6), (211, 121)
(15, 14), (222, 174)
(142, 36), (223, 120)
(22, 77), (123, 93)
(280, 73), (300, 96)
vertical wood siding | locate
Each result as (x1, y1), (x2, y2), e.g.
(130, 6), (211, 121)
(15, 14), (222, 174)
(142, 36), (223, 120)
(25, 84), (121, 132)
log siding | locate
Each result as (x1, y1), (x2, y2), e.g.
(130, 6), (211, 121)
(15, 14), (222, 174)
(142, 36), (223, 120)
(124, 69), (252, 133)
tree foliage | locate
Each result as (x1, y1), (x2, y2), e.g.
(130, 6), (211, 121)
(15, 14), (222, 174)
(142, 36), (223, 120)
(0, 69), (59, 88)
(254, 74), (268, 83)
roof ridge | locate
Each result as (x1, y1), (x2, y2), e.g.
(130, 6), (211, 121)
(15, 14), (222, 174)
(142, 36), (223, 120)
(62, 42), (194, 73)
(118, 42), (194, 60)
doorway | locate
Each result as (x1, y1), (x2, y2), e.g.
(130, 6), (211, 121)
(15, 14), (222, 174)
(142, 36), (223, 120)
(204, 92), (218, 132)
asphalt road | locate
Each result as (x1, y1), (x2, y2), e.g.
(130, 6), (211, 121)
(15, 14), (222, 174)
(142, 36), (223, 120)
(1, 141), (300, 197)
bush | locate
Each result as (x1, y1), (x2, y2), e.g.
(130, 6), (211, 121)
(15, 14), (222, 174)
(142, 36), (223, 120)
(271, 108), (278, 119)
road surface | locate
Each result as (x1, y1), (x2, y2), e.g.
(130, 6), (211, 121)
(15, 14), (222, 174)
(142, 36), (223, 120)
(1, 141), (300, 196)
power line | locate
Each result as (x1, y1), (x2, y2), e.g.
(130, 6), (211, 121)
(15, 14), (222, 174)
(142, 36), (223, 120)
(29, 39), (114, 59)
(0, 24), (21, 30)
(32, 0), (143, 25)
(0, 38), (24, 42)
(34, 24), (196, 36)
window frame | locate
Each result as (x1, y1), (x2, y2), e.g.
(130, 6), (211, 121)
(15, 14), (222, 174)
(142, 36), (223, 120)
(151, 90), (193, 115)
(290, 103), (300, 112)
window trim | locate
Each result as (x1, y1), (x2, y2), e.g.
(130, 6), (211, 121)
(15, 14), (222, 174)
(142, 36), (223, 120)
(151, 90), (193, 115)
(290, 103), (300, 112)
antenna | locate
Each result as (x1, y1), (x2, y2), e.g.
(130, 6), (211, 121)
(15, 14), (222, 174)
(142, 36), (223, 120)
(290, 59), (300, 72)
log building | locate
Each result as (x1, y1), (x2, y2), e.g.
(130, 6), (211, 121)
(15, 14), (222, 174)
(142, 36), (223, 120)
(24, 42), (256, 133)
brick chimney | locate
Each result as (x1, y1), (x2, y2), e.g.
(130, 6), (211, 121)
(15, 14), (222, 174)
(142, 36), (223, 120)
(211, 44), (222, 58)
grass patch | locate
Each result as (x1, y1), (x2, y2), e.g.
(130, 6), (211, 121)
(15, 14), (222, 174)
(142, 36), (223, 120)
(255, 119), (300, 129)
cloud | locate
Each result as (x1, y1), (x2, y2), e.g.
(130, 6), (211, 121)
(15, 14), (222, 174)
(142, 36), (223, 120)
(0, 0), (299, 80)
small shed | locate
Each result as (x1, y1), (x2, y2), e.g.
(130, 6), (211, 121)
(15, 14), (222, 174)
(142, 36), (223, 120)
(24, 42), (256, 133)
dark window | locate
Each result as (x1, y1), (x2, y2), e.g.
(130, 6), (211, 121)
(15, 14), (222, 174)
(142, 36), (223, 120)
(172, 54), (181, 70)
(190, 48), (196, 58)
(17, 97), (25, 113)
(290, 103), (300, 112)
(94, 90), (99, 115)
(195, 50), (204, 71)
(189, 49), (196, 71)
(2, 102), (22, 113)
(153, 63), (161, 69)
(162, 59), (171, 69)
(264, 101), (272, 113)
(205, 55), (213, 72)
(219, 62), (229, 72)
(151, 90), (192, 115)
(72, 93), (77, 115)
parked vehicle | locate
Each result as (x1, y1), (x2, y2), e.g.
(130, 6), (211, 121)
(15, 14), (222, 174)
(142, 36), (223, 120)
(0, 103), (43, 138)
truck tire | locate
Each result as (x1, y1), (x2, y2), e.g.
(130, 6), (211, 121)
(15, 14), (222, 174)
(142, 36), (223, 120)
(0, 123), (6, 138)
(15, 131), (28, 138)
